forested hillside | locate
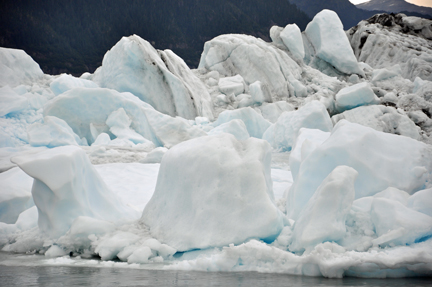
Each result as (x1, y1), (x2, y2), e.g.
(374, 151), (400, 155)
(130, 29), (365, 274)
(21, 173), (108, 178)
(0, 0), (310, 75)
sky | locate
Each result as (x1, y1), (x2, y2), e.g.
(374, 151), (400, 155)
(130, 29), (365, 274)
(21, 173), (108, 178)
(349, 0), (432, 7)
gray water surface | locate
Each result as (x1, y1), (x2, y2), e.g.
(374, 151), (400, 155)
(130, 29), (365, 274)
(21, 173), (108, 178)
(0, 252), (430, 287)
(1, 265), (432, 287)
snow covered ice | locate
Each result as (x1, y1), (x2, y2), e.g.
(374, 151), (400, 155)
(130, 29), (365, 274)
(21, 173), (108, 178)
(1, 8), (432, 279)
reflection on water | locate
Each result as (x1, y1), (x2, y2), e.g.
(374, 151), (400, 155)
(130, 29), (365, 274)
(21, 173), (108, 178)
(0, 265), (431, 287)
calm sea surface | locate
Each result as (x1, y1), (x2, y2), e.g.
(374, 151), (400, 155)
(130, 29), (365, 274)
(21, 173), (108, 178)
(0, 252), (430, 287)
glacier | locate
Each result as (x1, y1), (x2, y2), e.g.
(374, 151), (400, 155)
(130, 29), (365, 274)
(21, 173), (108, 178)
(0, 9), (432, 279)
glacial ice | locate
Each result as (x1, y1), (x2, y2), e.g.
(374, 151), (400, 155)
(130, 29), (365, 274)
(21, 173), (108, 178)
(407, 188), (432, 217)
(218, 75), (246, 96)
(106, 108), (151, 145)
(199, 34), (302, 99)
(27, 116), (84, 147)
(11, 146), (138, 237)
(93, 35), (213, 120)
(14, 206), (38, 231)
(348, 13), (432, 81)
(0, 47), (44, 88)
(212, 107), (271, 138)
(0, 85), (29, 117)
(0, 8), (432, 279)
(287, 120), (432, 220)
(280, 24), (305, 61)
(50, 74), (98, 96)
(139, 147), (168, 164)
(44, 87), (206, 147)
(334, 82), (380, 112)
(249, 81), (272, 105)
(258, 101), (294, 123)
(371, 67), (399, 83)
(263, 101), (333, 151)
(305, 10), (364, 76)
(0, 167), (33, 224)
(142, 134), (284, 251)
(93, 162), (159, 212)
(207, 119), (250, 141)
(332, 105), (422, 140)
(413, 77), (432, 100)
(290, 166), (357, 252)
(371, 198), (432, 246)
(289, 128), (330, 181)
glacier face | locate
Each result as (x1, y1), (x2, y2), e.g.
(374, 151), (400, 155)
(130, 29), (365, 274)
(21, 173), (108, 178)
(0, 9), (432, 278)
(348, 13), (432, 81)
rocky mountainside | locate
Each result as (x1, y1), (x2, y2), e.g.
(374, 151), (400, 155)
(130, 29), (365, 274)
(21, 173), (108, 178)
(0, 0), (310, 75)
(357, 0), (432, 18)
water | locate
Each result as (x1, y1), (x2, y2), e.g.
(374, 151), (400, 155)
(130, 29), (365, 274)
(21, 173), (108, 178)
(0, 253), (430, 287)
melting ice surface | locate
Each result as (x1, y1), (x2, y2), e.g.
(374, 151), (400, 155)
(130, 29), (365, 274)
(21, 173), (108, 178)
(1, 9), (432, 280)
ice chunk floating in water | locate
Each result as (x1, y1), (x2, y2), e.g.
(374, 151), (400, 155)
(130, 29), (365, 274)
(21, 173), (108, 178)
(142, 133), (284, 251)
(11, 146), (138, 237)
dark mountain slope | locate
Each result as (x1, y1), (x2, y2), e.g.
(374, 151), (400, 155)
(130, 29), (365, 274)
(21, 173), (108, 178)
(0, 0), (310, 75)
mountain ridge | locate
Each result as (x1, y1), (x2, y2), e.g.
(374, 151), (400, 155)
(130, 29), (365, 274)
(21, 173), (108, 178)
(357, 0), (432, 17)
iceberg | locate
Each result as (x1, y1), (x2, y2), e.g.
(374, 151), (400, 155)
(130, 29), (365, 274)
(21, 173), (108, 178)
(11, 146), (138, 237)
(332, 105), (422, 140)
(290, 166), (357, 252)
(1, 7), (432, 279)
(27, 116), (83, 147)
(407, 188), (432, 217)
(348, 13), (432, 81)
(289, 128), (330, 181)
(249, 81), (272, 105)
(139, 147), (168, 164)
(0, 167), (34, 224)
(44, 87), (206, 147)
(334, 82), (380, 112)
(199, 34), (302, 99)
(207, 119), (250, 141)
(142, 133), (284, 251)
(105, 108), (151, 145)
(280, 24), (305, 61)
(263, 101), (333, 151)
(93, 35), (213, 120)
(213, 107), (271, 138)
(0, 47), (44, 88)
(218, 75), (246, 96)
(371, 198), (432, 246)
(258, 101), (294, 123)
(287, 120), (432, 220)
(0, 85), (29, 117)
(305, 10), (364, 76)
(50, 74), (98, 96)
